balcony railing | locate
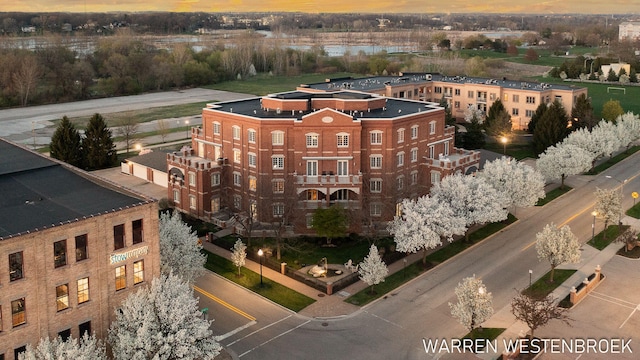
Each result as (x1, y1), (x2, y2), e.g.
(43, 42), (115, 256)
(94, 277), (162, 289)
(295, 174), (361, 185)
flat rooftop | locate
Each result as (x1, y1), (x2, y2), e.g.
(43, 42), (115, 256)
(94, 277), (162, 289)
(0, 139), (150, 239)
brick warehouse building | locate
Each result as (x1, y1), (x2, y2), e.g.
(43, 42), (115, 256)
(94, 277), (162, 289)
(168, 88), (479, 234)
(0, 139), (160, 360)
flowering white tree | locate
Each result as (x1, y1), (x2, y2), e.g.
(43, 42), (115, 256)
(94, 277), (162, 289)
(464, 104), (485, 124)
(358, 245), (389, 294)
(535, 224), (581, 282)
(431, 174), (509, 240)
(159, 211), (206, 284)
(231, 239), (247, 277)
(477, 157), (545, 215)
(108, 273), (221, 360)
(591, 120), (621, 158)
(594, 187), (622, 239)
(19, 333), (107, 360)
(616, 112), (640, 151)
(449, 275), (493, 332)
(388, 195), (466, 264)
(536, 143), (593, 189)
(562, 127), (603, 169)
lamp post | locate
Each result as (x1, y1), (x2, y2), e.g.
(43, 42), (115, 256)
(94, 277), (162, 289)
(501, 136), (508, 155)
(185, 119), (190, 139)
(528, 269), (532, 288)
(258, 249), (264, 287)
(591, 211), (598, 241)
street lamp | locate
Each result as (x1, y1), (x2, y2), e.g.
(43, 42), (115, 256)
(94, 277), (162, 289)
(501, 136), (508, 155)
(185, 119), (190, 139)
(528, 269), (533, 288)
(591, 211), (598, 241)
(257, 249), (264, 287)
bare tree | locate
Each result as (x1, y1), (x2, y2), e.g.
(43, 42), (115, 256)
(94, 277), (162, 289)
(156, 119), (170, 143)
(511, 292), (571, 340)
(115, 117), (140, 154)
(13, 55), (41, 106)
(617, 227), (639, 252)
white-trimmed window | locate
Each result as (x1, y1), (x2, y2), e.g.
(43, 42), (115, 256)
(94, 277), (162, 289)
(272, 155), (284, 170)
(370, 179), (382, 193)
(189, 195), (196, 209)
(411, 148), (418, 163)
(526, 96), (536, 104)
(173, 189), (180, 203)
(396, 176), (404, 191)
(188, 172), (196, 186)
(232, 126), (241, 140)
(249, 176), (257, 191)
(431, 171), (441, 184)
(370, 203), (382, 217)
(370, 131), (382, 145)
(337, 133), (349, 147)
(396, 152), (404, 167)
(444, 141), (450, 156)
(248, 153), (257, 167)
(512, 108), (519, 116)
(248, 129), (256, 143)
(273, 203), (284, 217)
(526, 109), (534, 117)
(133, 260), (144, 285)
(307, 160), (318, 176)
(233, 195), (242, 209)
(411, 171), (418, 185)
(397, 128), (405, 143)
(429, 145), (435, 159)
(233, 172), (242, 186)
(337, 160), (348, 176)
(211, 173), (220, 186)
(306, 133), (319, 147)
(411, 125), (419, 139)
(370, 155), (382, 169)
(272, 131), (284, 145)
(273, 179), (285, 193)
(233, 149), (241, 163)
(213, 122), (221, 135)
(513, 94), (520, 103)
(429, 121), (436, 134)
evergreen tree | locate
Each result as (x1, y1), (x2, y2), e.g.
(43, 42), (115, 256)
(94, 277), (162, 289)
(607, 68), (618, 82)
(462, 118), (486, 150)
(82, 113), (117, 170)
(532, 100), (570, 154)
(50, 116), (83, 167)
(439, 96), (456, 126)
(527, 102), (549, 134)
(571, 93), (597, 130)
(484, 99), (512, 137)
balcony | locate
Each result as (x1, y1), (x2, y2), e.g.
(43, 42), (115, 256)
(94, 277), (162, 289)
(295, 174), (362, 185)
(424, 148), (480, 173)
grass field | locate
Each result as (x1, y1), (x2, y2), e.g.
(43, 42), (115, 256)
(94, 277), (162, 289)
(207, 72), (359, 95)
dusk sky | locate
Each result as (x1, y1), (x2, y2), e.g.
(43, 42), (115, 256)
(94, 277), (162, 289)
(1, 0), (640, 14)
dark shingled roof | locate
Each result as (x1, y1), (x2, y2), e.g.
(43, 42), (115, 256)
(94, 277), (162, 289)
(0, 140), (149, 239)
(126, 150), (170, 172)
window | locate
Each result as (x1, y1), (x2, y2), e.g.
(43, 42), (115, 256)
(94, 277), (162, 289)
(115, 266), (126, 291)
(272, 155), (284, 170)
(411, 125), (419, 139)
(434, 86), (442, 94)
(0, 305), (2, 332)
(306, 134), (318, 147)
(232, 126), (240, 140)
(134, 261), (144, 284)
(113, 224), (125, 250)
(75, 234), (88, 261)
(370, 131), (382, 145)
(526, 96), (536, 104)
(189, 195), (196, 209)
(11, 298), (25, 327)
(272, 131), (284, 145)
(233, 149), (241, 163)
(132, 219), (143, 244)
(79, 321), (91, 337)
(173, 189), (180, 203)
(333, 189), (349, 201)
(429, 145), (435, 159)
(411, 148), (418, 163)
(248, 129), (256, 143)
(370, 155), (382, 169)
(455, 89), (461, 96)
(211, 198), (220, 213)
(248, 153), (256, 167)
(56, 284), (69, 311)
(307, 160), (318, 176)
(337, 160), (348, 176)
(211, 173), (220, 186)
(396, 152), (404, 167)
(233, 195), (242, 209)
(213, 122), (221, 135)
(512, 108), (519, 116)
(273, 179), (285, 193)
(58, 329), (71, 342)
(468, 90), (474, 98)
(411, 171), (418, 185)
(397, 128), (405, 143)
(233, 172), (241, 186)
(337, 133), (349, 147)
(396, 176), (404, 191)
(526, 109), (535, 117)
(429, 121), (436, 135)
(370, 203), (382, 216)
(77, 278), (89, 304)
(9, 251), (23, 281)
(273, 204), (284, 217)
(14, 347), (26, 359)
(54, 240), (67, 268)
(513, 94), (519, 103)
(188, 172), (196, 186)
(431, 171), (441, 184)
(370, 179), (382, 193)
(307, 189), (319, 201)
(454, 101), (461, 109)
(249, 176), (257, 191)
(444, 141), (450, 156)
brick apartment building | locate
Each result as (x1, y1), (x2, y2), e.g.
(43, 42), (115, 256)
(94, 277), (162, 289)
(168, 88), (479, 234)
(0, 139), (160, 360)
(301, 73), (588, 130)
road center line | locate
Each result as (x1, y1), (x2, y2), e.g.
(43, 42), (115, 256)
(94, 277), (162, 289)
(365, 311), (404, 329)
(238, 319), (311, 358)
(193, 285), (256, 321)
(225, 314), (293, 347)
(520, 203), (595, 252)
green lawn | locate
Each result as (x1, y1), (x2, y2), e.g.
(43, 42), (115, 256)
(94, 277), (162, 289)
(483, 142), (536, 160)
(627, 200), (640, 219)
(523, 269), (576, 299)
(463, 328), (506, 343)
(587, 224), (628, 250)
(203, 250), (315, 312)
(586, 146), (640, 175)
(536, 186), (572, 206)
(207, 72), (359, 96)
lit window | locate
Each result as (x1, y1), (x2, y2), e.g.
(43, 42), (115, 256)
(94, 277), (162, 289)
(76, 234), (88, 261)
(213, 122), (221, 135)
(115, 265), (126, 291)
(396, 152), (404, 167)
(173, 189), (180, 203)
(232, 126), (241, 140)
(248, 153), (257, 167)
(370, 203), (382, 216)
(188, 172), (196, 186)
(211, 173), (220, 186)
(134, 261), (144, 285)
(11, 298), (25, 327)
(370, 131), (382, 145)
(411, 125), (418, 139)
(56, 284), (69, 311)
(272, 131), (284, 145)
(248, 129), (256, 143)
(233, 149), (241, 163)
(189, 195), (196, 209)
(211, 198), (220, 213)
(233, 173), (242, 186)
(397, 129), (405, 143)
(411, 148), (418, 163)
(249, 176), (257, 191)
(337, 133), (349, 147)
(273, 179), (285, 193)
(370, 179), (382, 193)
(273, 204), (284, 217)
(429, 121), (436, 135)
(370, 155), (382, 169)
(306, 134), (318, 147)
(272, 156), (284, 170)
(9, 251), (23, 281)
(54, 240), (67, 268)
(113, 224), (125, 250)
(77, 278), (89, 304)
